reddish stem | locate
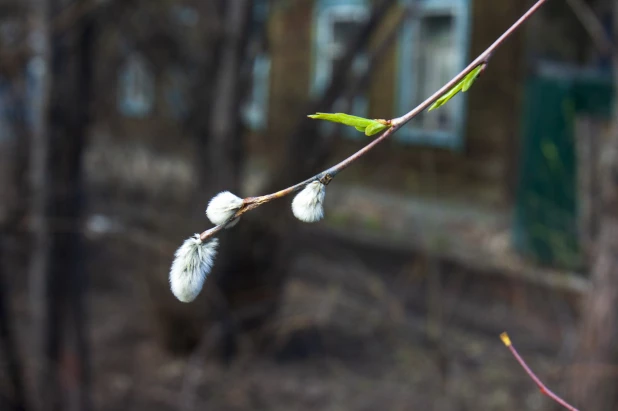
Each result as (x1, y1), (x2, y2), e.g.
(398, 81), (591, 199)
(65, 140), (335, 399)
(501, 333), (580, 411)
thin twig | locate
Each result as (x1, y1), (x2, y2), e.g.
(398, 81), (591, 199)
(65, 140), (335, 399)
(500, 332), (579, 411)
(199, 0), (549, 242)
(565, 0), (615, 56)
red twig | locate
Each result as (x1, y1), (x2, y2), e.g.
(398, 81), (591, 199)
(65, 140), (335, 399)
(500, 332), (579, 411)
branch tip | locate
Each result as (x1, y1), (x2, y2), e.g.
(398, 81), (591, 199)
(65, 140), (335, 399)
(501, 332), (579, 411)
(500, 332), (512, 347)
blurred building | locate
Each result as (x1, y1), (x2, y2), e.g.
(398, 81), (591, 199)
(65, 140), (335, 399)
(85, 0), (614, 283)
(242, 0), (614, 280)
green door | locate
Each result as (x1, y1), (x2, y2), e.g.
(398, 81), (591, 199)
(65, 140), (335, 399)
(513, 68), (613, 271)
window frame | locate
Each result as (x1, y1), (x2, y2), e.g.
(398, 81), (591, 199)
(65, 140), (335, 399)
(117, 53), (155, 118)
(242, 53), (271, 131)
(312, 0), (370, 138)
(395, 0), (472, 149)
(312, 0), (370, 96)
(241, 0), (271, 131)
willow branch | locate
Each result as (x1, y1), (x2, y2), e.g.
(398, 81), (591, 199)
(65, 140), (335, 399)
(200, 0), (549, 242)
(500, 333), (579, 411)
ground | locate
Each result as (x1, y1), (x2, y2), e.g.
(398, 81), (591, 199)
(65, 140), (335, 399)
(4, 186), (582, 411)
(92, 237), (576, 410)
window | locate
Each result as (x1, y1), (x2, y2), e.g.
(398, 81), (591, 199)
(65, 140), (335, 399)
(396, 0), (471, 149)
(163, 66), (189, 121)
(117, 53), (155, 118)
(242, 0), (271, 131)
(242, 54), (271, 130)
(313, 0), (369, 137)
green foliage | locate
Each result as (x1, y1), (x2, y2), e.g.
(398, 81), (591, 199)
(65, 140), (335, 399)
(428, 64), (485, 111)
(365, 121), (389, 136)
(308, 112), (391, 136)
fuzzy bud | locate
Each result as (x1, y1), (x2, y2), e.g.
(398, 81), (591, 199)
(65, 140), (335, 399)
(206, 191), (243, 227)
(291, 181), (326, 223)
(169, 235), (218, 302)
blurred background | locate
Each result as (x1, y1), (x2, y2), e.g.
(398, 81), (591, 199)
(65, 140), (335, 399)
(0, 0), (617, 410)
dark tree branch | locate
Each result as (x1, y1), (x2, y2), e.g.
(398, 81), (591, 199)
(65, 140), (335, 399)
(282, 0), (397, 183)
(565, 0), (616, 57)
(0, 239), (27, 411)
(28, 0), (94, 410)
(207, 0), (253, 192)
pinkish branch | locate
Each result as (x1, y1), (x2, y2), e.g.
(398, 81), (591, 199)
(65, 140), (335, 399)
(500, 332), (579, 411)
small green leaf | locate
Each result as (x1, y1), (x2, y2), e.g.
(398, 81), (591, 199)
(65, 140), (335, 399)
(428, 83), (463, 111)
(428, 64), (485, 111)
(365, 121), (388, 136)
(309, 112), (391, 136)
(462, 64), (484, 92)
(308, 112), (374, 129)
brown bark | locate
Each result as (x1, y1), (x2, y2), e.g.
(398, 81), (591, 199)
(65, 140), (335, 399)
(207, 0), (252, 192)
(0, 8), (29, 409)
(0, 239), (27, 411)
(151, 1), (254, 357)
(28, 0), (94, 410)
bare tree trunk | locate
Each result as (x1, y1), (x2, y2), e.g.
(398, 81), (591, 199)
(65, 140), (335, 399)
(0, 242), (27, 411)
(243, 0), (398, 338)
(280, 0), (397, 182)
(28, 1), (94, 410)
(571, 6), (618, 408)
(163, 0), (396, 357)
(199, 0), (253, 358)
(211, 0), (397, 345)
(0, 24), (29, 411)
(28, 0), (54, 405)
(572, 140), (618, 409)
(207, 0), (252, 192)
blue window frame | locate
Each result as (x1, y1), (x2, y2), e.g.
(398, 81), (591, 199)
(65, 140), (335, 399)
(163, 66), (189, 121)
(312, 0), (370, 137)
(242, 54), (271, 130)
(242, 0), (271, 131)
(396, 0), (472, 149)
(117, 53), (155, 118)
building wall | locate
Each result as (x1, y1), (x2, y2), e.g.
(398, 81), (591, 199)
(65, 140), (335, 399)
(264, 0), (527, 207)
(262, 0), (315, 163)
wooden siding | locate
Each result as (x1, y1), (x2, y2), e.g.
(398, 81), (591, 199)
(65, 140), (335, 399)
(264, 0), (527, 208)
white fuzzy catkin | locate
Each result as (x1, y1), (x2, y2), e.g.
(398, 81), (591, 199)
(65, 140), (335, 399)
(169, 235), (218, 302)
(291, 181), (326, 223)
(206, 191), (243, 227)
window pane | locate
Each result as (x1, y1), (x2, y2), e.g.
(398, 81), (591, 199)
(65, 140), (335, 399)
(313, 2), (370, 132)
(242, 54), (271, 130)
(412, 14), (457, 133)
(331, 20), (365, 72)
(333, 20), (362, 48)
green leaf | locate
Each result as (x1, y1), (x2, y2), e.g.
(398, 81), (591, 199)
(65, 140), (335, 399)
(428, 64), (485, 111)
(428, 82), (463, 111)
(365, 121), (388, 136)
(308, 112), (374, 129)
(462, 64), (483, 92)
(308, 112), (391, 136)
